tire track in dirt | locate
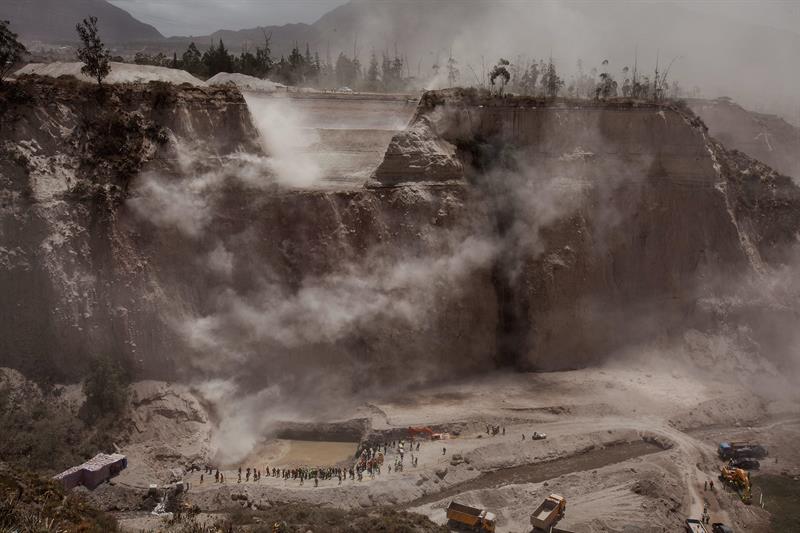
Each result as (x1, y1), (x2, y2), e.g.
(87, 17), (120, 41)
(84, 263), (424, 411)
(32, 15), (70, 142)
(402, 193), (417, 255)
(404, 440), (666, 508)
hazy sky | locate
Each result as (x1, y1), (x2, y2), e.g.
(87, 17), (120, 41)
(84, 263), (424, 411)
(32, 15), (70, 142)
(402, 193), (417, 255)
(108, 0), (346, 36)
(108, 0), (799, 38)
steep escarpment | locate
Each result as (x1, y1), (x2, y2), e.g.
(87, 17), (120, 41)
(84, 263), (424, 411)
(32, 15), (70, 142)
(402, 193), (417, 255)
(373, 91), (800, 370)
(1, 81), (798, 390)
(129, 183), (497, 391)
(1, 79), (497, 388)
(0, 78), (260, 381)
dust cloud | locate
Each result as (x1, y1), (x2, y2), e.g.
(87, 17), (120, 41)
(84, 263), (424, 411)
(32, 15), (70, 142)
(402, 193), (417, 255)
(128, 112), (607, 463)
(127, 149), (276, 238)
(127, 96), (797, 465)
(244, 94), (323, 188)
(128, 96), (326, 237)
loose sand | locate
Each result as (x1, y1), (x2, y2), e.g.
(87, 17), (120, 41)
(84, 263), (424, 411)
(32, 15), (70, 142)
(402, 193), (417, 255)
(99, 361), (800, 532)
(13, 62), (206, 86)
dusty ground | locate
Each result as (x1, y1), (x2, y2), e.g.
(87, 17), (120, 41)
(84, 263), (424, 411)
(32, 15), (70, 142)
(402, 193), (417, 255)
(90, 358), (800, 533)
(229, 439), (359, 470)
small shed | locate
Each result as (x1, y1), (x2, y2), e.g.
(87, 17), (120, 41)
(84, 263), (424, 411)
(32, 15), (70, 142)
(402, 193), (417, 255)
(53, 453), (127, 490)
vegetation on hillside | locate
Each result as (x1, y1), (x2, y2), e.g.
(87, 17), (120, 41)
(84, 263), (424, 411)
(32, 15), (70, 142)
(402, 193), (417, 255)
(0, 463), (118, 532)
(76, 16), (111, 86)
(81, 354), (130, 424)
(0, 369), (128, 475)
(0, 19), (27, 86)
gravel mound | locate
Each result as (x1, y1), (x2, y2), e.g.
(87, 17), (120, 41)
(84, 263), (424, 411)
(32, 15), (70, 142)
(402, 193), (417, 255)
(207, 72), (286, 92)
(13, 62), (206, 86)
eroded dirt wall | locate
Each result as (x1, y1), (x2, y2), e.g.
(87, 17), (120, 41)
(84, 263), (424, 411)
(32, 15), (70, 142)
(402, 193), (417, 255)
(373, 96), (799, 369)
(2, 82), (799, 386)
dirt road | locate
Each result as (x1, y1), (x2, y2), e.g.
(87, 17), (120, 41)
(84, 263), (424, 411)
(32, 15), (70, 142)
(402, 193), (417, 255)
(405, 440), (665, 508)
(96, 365), (798, 532)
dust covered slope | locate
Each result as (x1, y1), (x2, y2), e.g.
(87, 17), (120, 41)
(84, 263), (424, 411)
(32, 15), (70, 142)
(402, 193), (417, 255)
(689, 97), (800, 180)
(0, 77), (259, 381)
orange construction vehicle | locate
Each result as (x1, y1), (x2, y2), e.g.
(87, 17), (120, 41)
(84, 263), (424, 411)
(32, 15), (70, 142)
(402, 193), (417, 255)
(408, 426), (450, 440)
(531, 494), (566, 531)
(719, 465), (752, 504)
(409, 426), (434, 438)
(446, 501), (496, 532)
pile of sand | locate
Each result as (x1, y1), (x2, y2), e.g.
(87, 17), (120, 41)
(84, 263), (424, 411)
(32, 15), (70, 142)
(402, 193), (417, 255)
(206, 72), (286, 92)
(13, 62), (206, 86)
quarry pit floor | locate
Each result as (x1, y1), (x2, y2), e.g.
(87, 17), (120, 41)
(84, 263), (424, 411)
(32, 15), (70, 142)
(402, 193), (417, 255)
(98, 361), (800, 532)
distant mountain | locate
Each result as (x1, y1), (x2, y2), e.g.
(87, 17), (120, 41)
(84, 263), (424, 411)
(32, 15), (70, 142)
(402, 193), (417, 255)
(0, 0), (163, 43)
(3, 0), (796, 121)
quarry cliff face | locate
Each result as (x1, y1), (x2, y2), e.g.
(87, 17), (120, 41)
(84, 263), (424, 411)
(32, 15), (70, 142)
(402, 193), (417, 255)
(373, 92), (800, 370)
(1, 81), (798, 388)
(0, 79), (260, 380)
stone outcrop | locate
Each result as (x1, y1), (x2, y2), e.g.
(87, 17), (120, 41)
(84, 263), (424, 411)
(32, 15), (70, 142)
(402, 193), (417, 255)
(370, 113), (463, 186)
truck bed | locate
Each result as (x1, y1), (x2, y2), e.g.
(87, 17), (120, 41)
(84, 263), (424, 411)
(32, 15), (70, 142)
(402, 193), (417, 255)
(533, 500), (558, 521)
(448, 501), (482, 517)
(685, 519), (708, 533)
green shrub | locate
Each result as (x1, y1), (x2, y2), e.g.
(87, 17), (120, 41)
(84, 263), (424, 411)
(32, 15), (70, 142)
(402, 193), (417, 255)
(81, 355), (129, 424)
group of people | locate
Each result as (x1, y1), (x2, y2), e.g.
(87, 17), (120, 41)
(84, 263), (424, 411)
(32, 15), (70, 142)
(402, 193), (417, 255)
(486, 424), (506, 436)
(267, 465), (353, 486)
(700, 481), (715, 524)
(198, 465), (225, 484)
(237, 466), (265, 483)
(198, 438), (428, 488)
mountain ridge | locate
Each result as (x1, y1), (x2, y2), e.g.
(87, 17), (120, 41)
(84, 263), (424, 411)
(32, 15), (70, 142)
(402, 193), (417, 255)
(0, 0), (163, 43)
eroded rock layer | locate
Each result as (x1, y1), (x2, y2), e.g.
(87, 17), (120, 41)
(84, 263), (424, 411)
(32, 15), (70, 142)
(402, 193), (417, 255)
(1, 81), (798, 387)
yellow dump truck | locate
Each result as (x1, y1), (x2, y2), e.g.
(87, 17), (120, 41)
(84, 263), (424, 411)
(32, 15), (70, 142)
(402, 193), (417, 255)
(531, 494), (566, 531)
(446, 501), (496, 532)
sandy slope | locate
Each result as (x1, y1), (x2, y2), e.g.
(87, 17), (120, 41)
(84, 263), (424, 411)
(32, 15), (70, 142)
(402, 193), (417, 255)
(206, 72), (285, 92)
